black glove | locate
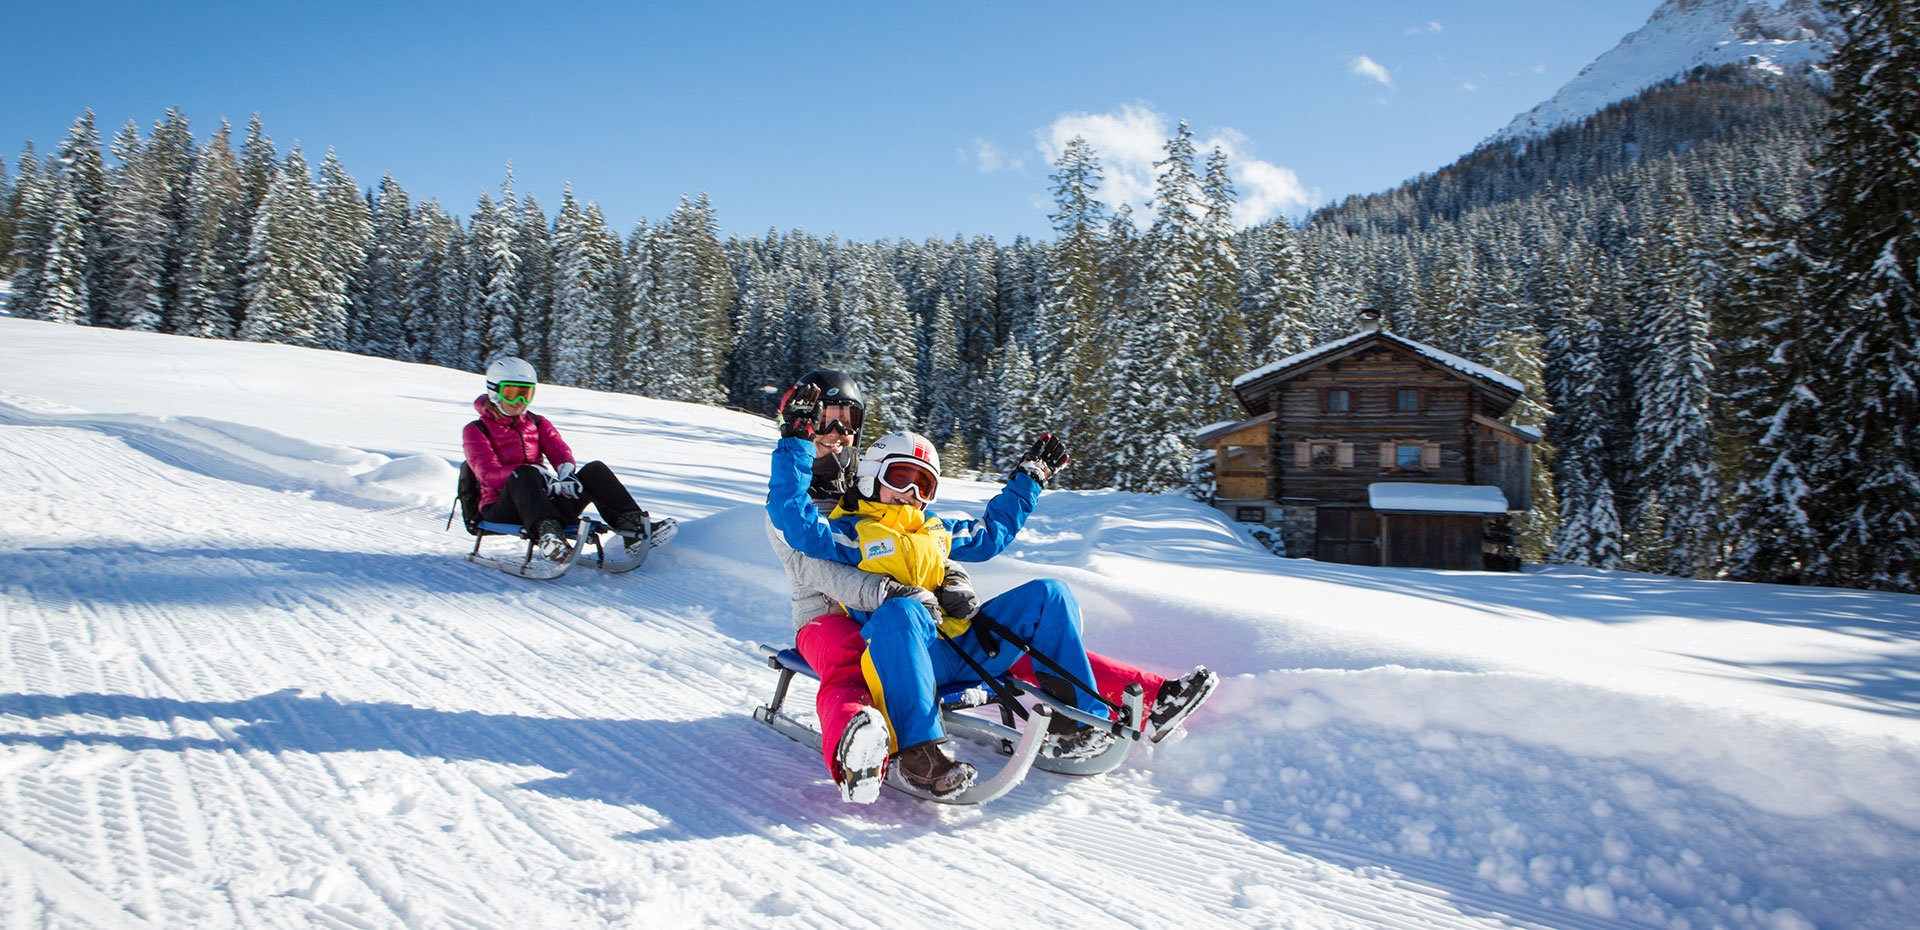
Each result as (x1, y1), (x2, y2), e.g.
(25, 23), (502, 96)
(779, 382), (820, 440)
(935, 564), (981, 621)
(880, 579), (941, 619)
(1014, 433), (1070, 486)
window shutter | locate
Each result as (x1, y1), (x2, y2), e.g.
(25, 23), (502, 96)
(1423, 442), (1442, 469)
(1379, 442), (1395, 468)
(1294, 442), (1310, 467)
(1337, 442), (1354, 467)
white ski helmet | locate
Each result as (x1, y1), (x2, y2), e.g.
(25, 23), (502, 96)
(857, 430), (942, 504)
(484, 356), (539, 408)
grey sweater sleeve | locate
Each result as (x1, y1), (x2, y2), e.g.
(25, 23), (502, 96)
(765, 515), (893, 630)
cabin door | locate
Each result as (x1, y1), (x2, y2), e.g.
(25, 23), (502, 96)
(1314, 506), (1379, 566)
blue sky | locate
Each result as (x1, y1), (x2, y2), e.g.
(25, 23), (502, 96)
(1, 1), (1659, 243)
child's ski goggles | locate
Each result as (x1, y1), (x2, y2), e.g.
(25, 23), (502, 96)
(878, 459), (938, 503)
(494, 382), (536, 404)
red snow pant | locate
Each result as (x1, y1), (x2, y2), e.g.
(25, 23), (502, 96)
(794, 611), (1169, 781)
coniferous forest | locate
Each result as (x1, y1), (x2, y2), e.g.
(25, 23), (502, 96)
(4, 0), (1915, 592)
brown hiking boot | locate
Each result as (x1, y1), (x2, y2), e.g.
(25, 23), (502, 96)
(894, 739), (976, 797)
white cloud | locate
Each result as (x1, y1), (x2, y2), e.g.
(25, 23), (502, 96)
(967, 138), (1023, 173)
(1350, 55), (1393, 87)
(1034, 103), (1317, 229)
(1461, 81), (1479, 92)
(1406, 20), (1442, 34)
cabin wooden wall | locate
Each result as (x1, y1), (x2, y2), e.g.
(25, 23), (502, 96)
(1267, 349), (1478, 505)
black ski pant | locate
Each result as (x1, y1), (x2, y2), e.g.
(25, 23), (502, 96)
(479, 461), (643, 533)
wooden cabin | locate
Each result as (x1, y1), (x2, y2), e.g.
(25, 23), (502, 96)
(1195, 315), (1538, 571)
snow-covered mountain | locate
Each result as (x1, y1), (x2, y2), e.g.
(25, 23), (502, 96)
(1491, 0), (1835, 145)
(4, 317), (1919, 929)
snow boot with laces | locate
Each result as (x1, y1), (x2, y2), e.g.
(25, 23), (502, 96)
(833, 705), (891, 804)
(1147, 666), (1218, 742)
(894, 739), (975, 798)
(1043, 723), (1116, 761)
(532, 518), (572, 563)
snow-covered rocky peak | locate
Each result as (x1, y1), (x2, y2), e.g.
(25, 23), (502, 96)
(1490, 0), (1835, 146)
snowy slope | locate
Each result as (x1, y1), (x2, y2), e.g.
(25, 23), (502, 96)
(1491, 0), (1834, 146)
(3, 317), (1918, 929)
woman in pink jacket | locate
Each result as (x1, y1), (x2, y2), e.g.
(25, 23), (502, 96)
(463, 357), (673, 563)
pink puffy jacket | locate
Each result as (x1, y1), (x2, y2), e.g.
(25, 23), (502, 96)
(462, 395), (576, 508)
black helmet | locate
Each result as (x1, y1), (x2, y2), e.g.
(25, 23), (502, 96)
(797, 369), (866, 431)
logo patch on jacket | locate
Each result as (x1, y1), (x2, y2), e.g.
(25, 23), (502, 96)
(864, 538), (895, 560)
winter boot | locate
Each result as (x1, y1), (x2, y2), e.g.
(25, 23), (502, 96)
(1147, 666), (1219, 743)
(1043, 724), (1116, 761)
(833, 705), (891, 804)
(613, 511), (677, 551)
(532, 518), (571, 563)
(893, 739), (976, 798)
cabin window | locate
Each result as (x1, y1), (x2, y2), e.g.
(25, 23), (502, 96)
(1479, 442), (1500, 465)
(1235, 507), (1266, 523)
(1220, 445), (1268, 474)
(1396, 443), (1424, 468)
(1312, 442), (1338, 467)
(1326, 389), (1350, 413)
(1396, 389), (1422, 412)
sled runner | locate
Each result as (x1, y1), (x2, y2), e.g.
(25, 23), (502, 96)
(449, 463), (660, 580)
(751, 643), (1144, 804)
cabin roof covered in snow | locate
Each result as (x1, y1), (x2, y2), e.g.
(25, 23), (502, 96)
(1368, 482), (1513, 514)
(1231, 329), (1526, 406)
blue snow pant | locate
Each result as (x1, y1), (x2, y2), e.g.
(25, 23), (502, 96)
(859, 578), (1104, 750)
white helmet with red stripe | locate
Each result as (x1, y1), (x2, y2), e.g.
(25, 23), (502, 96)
(857, 430), (942, 504)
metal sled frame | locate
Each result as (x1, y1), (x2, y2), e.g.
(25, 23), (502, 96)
(466, 517), (652, 580)
(751, 643), (1144, 804)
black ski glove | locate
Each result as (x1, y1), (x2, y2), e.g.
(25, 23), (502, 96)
(880, 579), (941, 619)
(778, 382), (820, 440)
(1014, 433), (1070, 487)
(935, 564), (981, 621)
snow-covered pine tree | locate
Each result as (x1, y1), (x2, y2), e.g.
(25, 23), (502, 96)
(548, 184), (618, 388)
(404, 201), (457, 365)
(1115, 120), (1207, 493)
(144, 109), (197, 332)
(53, 113), (107, 325)
(314, 150), (369, 352)
(31, 179), (91, 326)
(1783, 0), (1920, 591)
(1194, 147), (1248, 420)
(1715, 209), (1830, 584)
(432, 213), (476, 371)
(353, 175), (415, 359)
(988, 339), (1048, 475)
(1044, 136), (1110, 451)
(648, 193), (734, 404)
(513, 194), (554, 376)
(1626, 168), (1720, 578)
(98, 120), (168, 332)
(6, 143), (53, 320)
(1487, 331), (1558, 562)
(473, 180), (523, 363)
(241, 147), (332, 347)
(1545, 287), (1624, 568)
(621, 218), (662, 395)
(0, 154), (13, 271)
(175, 121), (246, 339)
(832, 243), (915, 438)
(1240, 220), (1314, 360)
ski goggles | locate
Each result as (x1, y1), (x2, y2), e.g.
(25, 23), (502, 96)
(877, 459), (938, 503)
(494, 382), (536, 404)
(820, 401), (863, 432)
(816, 418), (856, 437)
